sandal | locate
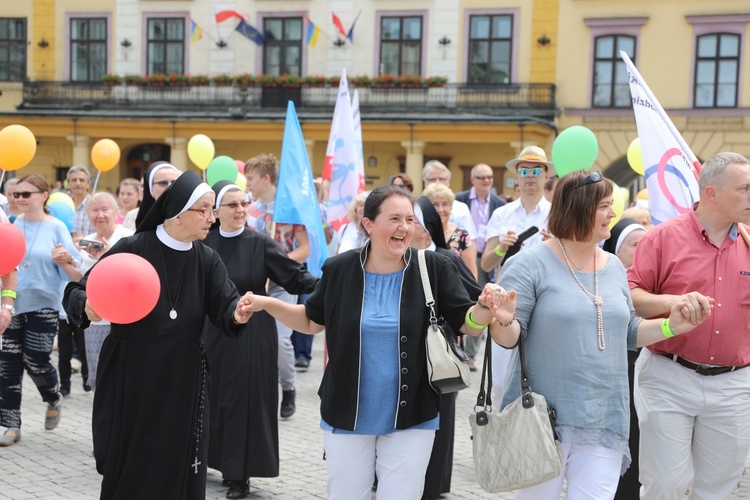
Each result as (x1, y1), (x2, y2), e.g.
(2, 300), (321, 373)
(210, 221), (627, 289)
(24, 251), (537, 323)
(225, 479), (249, 499)
(0, 428), (21, 447)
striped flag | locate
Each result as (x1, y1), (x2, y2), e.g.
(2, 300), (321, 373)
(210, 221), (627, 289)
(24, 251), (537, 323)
(305, 17), (321, 47)
(215, 10), (246, 24)
(621, 51), (701, 225)
(331, 12), (347, 37)
(189, 19), (203, 45)
(347, 11), (362, 42)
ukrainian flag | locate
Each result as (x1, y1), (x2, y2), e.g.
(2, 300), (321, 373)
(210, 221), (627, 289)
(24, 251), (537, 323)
(305, 19), (320, 47)
(190, 20), (203, 45)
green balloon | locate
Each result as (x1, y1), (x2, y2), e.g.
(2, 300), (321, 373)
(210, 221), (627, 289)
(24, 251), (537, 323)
(206, 155), (239, 187)
(552, 126), (599, 176)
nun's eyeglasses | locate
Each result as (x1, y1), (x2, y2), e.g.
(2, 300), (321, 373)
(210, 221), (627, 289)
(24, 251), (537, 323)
(186, 207), (219, 220)
(563, 171), (604, 201)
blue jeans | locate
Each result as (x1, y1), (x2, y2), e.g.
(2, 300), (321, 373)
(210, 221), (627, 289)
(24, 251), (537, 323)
(0, 309), (61, 429)
(291, 294), (313, 362)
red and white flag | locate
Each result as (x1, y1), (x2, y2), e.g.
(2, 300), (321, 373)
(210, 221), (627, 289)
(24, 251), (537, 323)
(331, 12), (347, 37)
(621, 51), (701, 225)
(215, 10), (247, 24)
(323, 70), (360, 231)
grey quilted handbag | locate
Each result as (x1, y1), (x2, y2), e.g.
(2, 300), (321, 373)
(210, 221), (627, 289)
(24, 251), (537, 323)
(469, 332), (564, 492)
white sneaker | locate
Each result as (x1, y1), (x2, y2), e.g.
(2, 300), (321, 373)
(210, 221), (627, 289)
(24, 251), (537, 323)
(70, 358), (82, 373)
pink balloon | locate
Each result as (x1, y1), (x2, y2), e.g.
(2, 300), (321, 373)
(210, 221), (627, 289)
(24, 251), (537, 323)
(87, 253), (161, 324)
(0, 223), (25, 275)
(235, 159), (245, 175)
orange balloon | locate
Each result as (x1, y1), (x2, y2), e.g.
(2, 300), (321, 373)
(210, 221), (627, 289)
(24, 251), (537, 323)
(91, 138), (121, 172)
(0, 124), (37, 171)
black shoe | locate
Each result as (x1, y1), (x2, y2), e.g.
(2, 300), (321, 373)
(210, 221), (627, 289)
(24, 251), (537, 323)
(60, 386), (71, 397)
(82, 376), (92, 392)
(225, 479), (249, 499)
(295, 358), (309, 371)
(280, 389), (296, 418)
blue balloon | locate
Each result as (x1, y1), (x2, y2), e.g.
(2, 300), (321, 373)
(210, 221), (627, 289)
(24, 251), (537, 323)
(48, 201), (75, 231)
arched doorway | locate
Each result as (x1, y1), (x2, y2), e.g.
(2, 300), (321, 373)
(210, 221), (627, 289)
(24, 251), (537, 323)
(126, 143), (171, 180)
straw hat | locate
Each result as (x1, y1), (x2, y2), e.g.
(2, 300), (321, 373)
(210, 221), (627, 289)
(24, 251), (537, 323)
(506, 145), (555, 175)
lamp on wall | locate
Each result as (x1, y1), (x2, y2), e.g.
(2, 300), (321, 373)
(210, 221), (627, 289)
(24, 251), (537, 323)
(537, 34), (551, 46)
(333, 38), (346, 47)
(216, 39), (228, 48)
(38, 38), (49, 48)
(120, 38), (132, 48)
(438, 36), (451, 46)
(368, 155), (378, 167)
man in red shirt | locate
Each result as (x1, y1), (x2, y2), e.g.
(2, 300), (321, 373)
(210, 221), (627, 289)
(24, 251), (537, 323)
(628, 152), (750, 499)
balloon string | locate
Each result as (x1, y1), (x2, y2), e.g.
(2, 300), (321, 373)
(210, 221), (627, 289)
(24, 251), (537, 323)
(92, 170), (102, 193)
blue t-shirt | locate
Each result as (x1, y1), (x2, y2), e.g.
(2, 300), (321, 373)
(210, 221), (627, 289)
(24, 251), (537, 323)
(321, 269), (439, 434)
(13, 217), (80, 315)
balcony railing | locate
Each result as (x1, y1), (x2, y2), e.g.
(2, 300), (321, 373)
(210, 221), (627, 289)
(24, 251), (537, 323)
(19, 81), (556, 116)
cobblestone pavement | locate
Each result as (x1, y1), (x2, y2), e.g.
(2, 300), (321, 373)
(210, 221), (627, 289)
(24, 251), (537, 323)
(1, 335), (749, 499)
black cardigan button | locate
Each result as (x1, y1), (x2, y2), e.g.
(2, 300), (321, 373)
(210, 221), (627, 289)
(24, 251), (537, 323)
(401, 384), (408, 391)
(400, 352), (407, 358)
(400, 401), (407, 407)
(401, 367), (408, 374)
(400, 336), (407, 342)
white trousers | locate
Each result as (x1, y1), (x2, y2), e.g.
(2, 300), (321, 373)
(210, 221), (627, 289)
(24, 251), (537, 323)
(514, 442), (622, 500)
(268, 282), (297, 391)
(323, 428), (435, 500)
(635, 348), (750, 499)
(491, 341), (513, 410)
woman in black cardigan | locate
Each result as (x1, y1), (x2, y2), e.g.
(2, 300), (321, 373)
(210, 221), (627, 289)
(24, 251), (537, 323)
(245, 185), (499, 499)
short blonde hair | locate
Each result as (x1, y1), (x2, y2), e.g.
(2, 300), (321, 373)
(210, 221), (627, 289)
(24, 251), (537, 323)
(347, 191), (370, 222)
(422, 183), (455, 204)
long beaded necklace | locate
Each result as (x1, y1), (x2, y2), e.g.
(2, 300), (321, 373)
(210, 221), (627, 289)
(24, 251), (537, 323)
(21, 218), (43, 269)
(558, 239), (605, 350)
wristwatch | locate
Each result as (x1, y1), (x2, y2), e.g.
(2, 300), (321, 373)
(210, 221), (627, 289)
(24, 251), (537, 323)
(1, 303), (15, 315)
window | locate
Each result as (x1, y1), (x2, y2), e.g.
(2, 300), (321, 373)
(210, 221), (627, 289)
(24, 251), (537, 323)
(0, 18), (26, 81)
(468, 14), (512, 85)
(592, 35), (635, 108)
(694, 33), (740, 108)
(379, 16), (422, 76)
(262, 17), (302, 76)
(70, 18), (107, 82)
(147, 18), (185, 75)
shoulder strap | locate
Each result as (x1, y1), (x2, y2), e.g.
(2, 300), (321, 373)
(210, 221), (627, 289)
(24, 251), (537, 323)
(417, 250), (439, 326)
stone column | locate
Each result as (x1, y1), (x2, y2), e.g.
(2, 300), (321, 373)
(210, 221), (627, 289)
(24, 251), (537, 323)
(401, 140), (426, 194)
(66, 134), (91, 168)
(165, 137), (188, 170)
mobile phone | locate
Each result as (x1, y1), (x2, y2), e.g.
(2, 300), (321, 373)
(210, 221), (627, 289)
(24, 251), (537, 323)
(500, 226), (540, 266)
(79, 239), (105, 250)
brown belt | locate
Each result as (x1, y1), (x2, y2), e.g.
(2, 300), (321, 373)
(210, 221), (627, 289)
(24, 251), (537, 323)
(660, 354), (750, 376)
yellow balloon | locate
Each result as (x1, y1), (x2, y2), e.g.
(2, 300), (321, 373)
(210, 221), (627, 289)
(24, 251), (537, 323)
(0, 124), (37, 171)
(620, 186), (630, 206)
(636, 188), (649, 200)
(47, 192), (75, 211)
(627, 138), (645, 176)
(609, 181), (625, 229)
(187, 134), (215, 170)
(91, 139), (121, 172)
(235, 172), (247, 191)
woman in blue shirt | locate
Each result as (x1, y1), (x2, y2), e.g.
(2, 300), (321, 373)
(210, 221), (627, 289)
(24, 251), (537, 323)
(0, 174), (81, 446)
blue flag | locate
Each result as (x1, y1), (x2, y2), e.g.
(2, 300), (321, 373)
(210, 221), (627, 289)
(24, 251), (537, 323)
(275, 101), (329, 277)
(235, 20), (265, 46)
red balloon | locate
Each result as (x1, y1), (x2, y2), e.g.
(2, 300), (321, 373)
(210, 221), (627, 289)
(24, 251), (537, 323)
(0, 223), (25, 275)
(235, 159), (245, 174)
(87, 253), (161, 324)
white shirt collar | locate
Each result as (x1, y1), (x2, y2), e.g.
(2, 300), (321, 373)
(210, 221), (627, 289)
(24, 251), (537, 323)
(156, 224), (192, 251)
(219, 227), (244, 238)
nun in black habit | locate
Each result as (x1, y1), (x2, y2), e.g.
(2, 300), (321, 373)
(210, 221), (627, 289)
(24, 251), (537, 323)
(202, 181), (318, 499)
(413, 196), (481, 500)
(64, 171), (255, 500)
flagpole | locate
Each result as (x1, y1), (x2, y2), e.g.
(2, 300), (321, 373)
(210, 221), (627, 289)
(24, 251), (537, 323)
(620, 51), (701, 174)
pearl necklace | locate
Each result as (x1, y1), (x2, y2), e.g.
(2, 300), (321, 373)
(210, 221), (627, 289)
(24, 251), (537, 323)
(558, 239), (605, 350)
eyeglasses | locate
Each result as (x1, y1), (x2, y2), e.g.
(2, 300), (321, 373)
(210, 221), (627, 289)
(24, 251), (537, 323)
(13, 191), (44, 199)
(153, 180), (177, 188)
(517, 167), (545, 178)
(185, 207), (219, 220)
(563, 171), (604, 201)
(220, 201), (250, 210)
(473, 175), (494, 181)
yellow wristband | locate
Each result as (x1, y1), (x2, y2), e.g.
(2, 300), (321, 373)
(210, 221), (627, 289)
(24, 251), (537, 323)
(661, 318), (675, 339)
(494, 245), (507, 257)
(1, 290), (16, 300)
(466, 310), (490, 330)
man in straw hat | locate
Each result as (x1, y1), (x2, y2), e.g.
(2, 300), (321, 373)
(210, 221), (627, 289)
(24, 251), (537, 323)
(480, 145), (554, 405)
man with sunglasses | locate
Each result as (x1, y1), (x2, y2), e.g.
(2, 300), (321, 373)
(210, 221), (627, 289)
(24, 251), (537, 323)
(480, 145), (553, 405)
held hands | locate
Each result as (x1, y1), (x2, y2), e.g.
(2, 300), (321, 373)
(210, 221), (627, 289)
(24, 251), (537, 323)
(668, 292), (715, 335)
(52, 244), (74, 267)
(478, 283), (517, 326)
(84, 300), (102, 322)
(233, 292), (256, 324)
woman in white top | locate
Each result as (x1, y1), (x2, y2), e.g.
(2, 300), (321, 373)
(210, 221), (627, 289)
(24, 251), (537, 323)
(79, 192), (134, 388)
(336, 191), (370, 255)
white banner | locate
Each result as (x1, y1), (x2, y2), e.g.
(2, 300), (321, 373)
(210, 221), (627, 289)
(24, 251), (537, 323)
(621, 51), (701, 224)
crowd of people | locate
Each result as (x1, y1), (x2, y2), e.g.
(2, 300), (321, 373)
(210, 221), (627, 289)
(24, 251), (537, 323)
(1, 147), (749, 500)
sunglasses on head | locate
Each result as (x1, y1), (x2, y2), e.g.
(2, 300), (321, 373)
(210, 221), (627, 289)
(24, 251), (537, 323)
(517, 167), (545, 178)
(13, 191), (44, 199)
(563, 171), (604, 201)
